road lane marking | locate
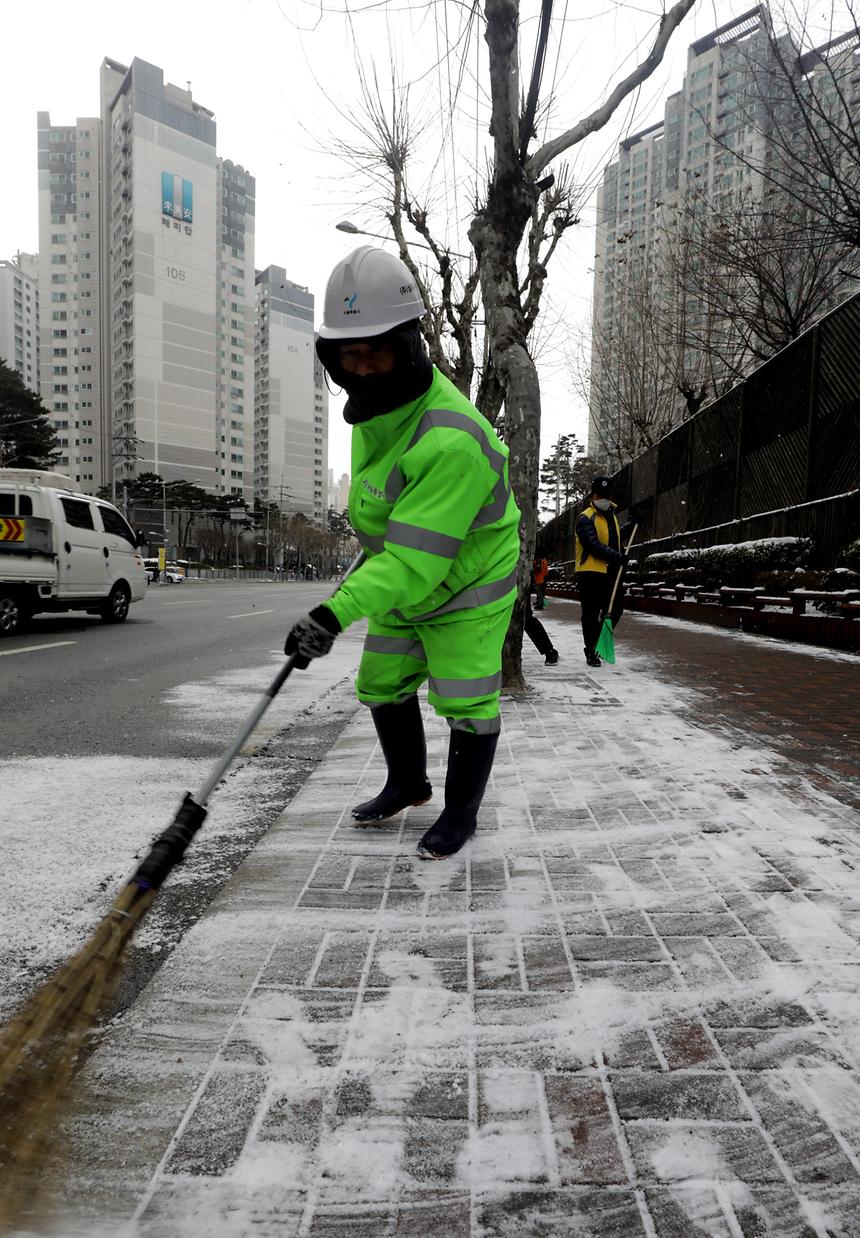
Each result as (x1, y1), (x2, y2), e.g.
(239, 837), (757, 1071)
(226, 609), (275, 619)
(0, 640), (77, 657)
(162, 600), (206, 606)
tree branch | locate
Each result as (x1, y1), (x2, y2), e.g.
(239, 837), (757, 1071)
(526, 0), (697, 178)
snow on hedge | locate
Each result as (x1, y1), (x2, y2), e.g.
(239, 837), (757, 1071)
(646, 536), (813, 577)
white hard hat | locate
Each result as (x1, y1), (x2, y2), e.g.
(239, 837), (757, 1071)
(318, 245), (425, 339)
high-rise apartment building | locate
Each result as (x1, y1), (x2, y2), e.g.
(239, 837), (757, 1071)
(254, 267), (328, 523)
(37, 57), (255, 499)
(37, 112), (103, 482)
(216, 160), (256, 499)
(587, 5), (841, 465)
(0, 253), (40, 393)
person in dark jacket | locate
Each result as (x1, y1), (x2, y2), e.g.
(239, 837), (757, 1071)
(574, 477), (633, 667)
(524, 590), (558, 664)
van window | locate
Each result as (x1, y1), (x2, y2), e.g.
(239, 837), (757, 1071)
(99, 505), (136, 545)
(60, 497), (95, 530)
(0, 495), (33, 515)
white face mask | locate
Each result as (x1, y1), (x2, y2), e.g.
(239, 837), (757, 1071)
(593, 498), (612, 512)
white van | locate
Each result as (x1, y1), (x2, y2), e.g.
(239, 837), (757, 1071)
(0, 468), (147, 636)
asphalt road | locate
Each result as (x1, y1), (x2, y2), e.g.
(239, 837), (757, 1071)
(0, 577), (333, 759)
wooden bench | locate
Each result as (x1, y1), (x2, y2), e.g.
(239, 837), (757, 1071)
(750, 595), (793, 611)
(788, 589), (860, 615)
(674, 584), (703, 600)
(719, 586), (765, 606)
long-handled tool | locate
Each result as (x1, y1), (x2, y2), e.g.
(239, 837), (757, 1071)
(0, 552), (364, 1233)
(594, 524), (638, 665)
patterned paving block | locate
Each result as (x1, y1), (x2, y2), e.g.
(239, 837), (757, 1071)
(544, 1076), (628, 1185)
(655, 1018), (722, 1071)
(612, 1073), (747, 1121)
(476, 1188), (648, 1237)
(645, 1186), (735, 1237)
(165, 1069), (268, 1176)
(743, 1075), (860, 1185)
(626, 1123), (786, 1184)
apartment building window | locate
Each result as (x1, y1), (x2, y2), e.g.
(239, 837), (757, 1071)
(51, 254), (67, 264)
(51, 233), (66, 243)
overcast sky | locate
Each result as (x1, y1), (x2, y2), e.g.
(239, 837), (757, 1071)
(2, 0), (761, 479)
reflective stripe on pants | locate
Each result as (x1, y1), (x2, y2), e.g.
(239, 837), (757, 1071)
(356, 603), (514, 734)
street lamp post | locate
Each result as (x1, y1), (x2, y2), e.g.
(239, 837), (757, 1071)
(162, 480), (168, 557)
(229, 507), (245, 580)
(335, 220), (470, 260)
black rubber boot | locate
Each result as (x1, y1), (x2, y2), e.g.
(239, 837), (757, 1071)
(417, 730), (499, 860)
(584, 645), (601, 668)
(352, 696), (432, 823)
(545, 649), (559, 665)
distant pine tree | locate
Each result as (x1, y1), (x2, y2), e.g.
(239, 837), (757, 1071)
(0, 359), (59, 469)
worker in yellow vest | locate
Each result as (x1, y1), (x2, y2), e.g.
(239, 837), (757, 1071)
(574, 477), (633, 668)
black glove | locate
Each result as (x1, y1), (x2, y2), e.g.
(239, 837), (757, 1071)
(285, 605), (342, 666)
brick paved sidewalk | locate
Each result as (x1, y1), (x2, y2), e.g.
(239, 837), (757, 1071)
(51, 625), (860, 1237)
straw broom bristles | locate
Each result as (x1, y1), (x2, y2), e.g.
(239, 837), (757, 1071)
(0, 881), (156, 1233)
(0, 641), (322, 1234)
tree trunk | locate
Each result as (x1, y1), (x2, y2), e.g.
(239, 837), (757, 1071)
(471, 171), (541, 690)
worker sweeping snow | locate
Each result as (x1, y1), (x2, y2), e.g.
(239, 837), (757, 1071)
(285, 245), (521, 860)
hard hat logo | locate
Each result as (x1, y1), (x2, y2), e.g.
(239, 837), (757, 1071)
(343, 291), (360, 316)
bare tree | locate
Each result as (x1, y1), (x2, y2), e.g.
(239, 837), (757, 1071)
(309, 0), (697, 685)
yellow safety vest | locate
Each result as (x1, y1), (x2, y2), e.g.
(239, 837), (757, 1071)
(575, 504), (621, 575)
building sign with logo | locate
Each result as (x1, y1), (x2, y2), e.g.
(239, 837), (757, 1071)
(161, 172), (193, 236)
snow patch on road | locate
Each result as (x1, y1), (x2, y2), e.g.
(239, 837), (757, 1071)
(0, 640), (362, 1018)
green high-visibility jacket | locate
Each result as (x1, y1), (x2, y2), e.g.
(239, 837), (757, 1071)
(325, 367), (521, 631)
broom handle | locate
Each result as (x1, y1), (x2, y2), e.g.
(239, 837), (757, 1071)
(195, 548), (366, 806)
(605, 523), (638, 617)
(131, 551), (365, 890)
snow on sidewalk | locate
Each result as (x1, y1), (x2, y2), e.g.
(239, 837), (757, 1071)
(47, 629), (860, 1237)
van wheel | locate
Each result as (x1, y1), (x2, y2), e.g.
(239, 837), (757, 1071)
(0, 591), (31, 637)
(101, 583), (131, 624)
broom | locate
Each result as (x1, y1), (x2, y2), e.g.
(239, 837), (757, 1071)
(0, 555), (363, 1233)
(594, 523), (638, 665)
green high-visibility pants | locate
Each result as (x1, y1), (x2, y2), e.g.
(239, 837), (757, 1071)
(356, 604), (514, 734)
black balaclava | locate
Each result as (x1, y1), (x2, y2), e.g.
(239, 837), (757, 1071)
(315, 320), (433, 424)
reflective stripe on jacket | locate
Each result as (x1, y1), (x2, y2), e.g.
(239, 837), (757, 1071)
(326, 367), (521, 630)
(575, 504), (622, 575)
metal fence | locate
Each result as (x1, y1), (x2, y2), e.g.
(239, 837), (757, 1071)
(539, 291), (860, 568)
